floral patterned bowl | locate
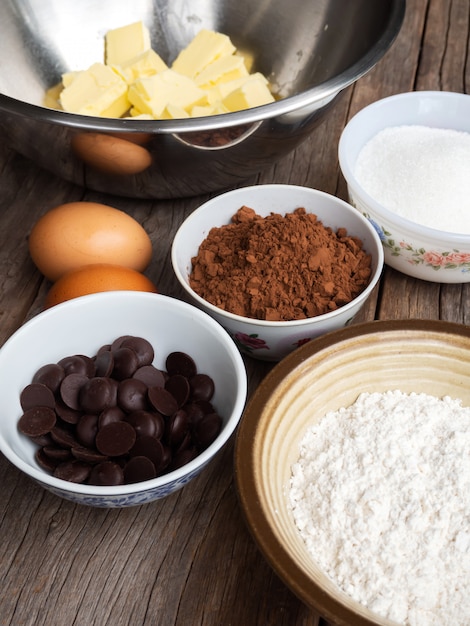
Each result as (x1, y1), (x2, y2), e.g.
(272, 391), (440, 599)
(171, 184), (383, 362)
(338, 90), (470, 283)
(0, 292), (247, 507)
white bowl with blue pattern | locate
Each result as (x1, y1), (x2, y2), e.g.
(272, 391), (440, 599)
(0, 291), (247, 507)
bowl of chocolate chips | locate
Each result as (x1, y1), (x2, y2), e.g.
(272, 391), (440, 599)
(0, 291), (247, 507)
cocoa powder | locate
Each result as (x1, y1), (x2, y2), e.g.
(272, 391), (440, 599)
(189, 206), (372, 322)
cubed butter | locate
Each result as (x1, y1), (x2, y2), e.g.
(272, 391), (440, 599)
(128, 69), (207, 118)
(112, 49), (168, 84)
(59, 63), (130, 117)
(210, 72), (270, 100)
(235, 49), (255, 73)
(44, 82), (63, 109)
(160, 104), (190, 119)
(53, 23), (275, 121)
(62, 71), (80, 88)
(125, 111), (154, 119)
(171, 29), (236, 78)
(222, 77), (275, 112)
(194, 55), (248, 89)
(190, 102), (230, 117)
(105, 21), (151, 66)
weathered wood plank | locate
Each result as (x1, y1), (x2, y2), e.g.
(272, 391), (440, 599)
(1, 1), (468, 624)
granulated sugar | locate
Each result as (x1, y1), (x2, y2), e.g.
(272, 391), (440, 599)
(354, 125), (470, 233)
(289, 390), (470, 626)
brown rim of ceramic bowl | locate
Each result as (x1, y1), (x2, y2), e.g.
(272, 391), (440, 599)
(234, 318), (470, 625)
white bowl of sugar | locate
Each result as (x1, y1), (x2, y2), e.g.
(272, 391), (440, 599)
(338, 90), (470, 283)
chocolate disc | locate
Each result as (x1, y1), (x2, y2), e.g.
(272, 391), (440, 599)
(120, 336), (154, 367)
(165, 351), (197, 378)
(124, 456), (157, 483)
(32, 363), (65, 393)
(95, 421), (136, 456)
(148, 386), (178, 416)
(19, 406), (56, 437)
(89, 461), (124, 486)
(20, 383), (56, 411)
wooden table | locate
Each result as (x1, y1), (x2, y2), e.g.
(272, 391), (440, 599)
(1, 1), (469, 624)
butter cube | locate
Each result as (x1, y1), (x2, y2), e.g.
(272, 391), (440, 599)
(171, 29), (236, 78)
(209, 72), (269, 101)
(61, 71), (81, 88)
(235, 49), (255, 73)
(112, 49), (168, 84)
(128, 69), (207, 118)
(190, 102), (230, 117)
(105, 21), (151, 66)
(194, 55), (248, 89)
(160, 104), (190, 119)
(222, 77), (275, 112)
(44, 82), (63, 109)
(59, 63), (130, 117)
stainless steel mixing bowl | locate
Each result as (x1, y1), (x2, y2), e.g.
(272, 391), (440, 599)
(0, 0), (405, 199)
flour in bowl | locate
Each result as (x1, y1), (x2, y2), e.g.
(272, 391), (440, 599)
(289, 390), (470, 626)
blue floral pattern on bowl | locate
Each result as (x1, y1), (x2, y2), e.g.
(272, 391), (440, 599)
(35, 462), (207, 507)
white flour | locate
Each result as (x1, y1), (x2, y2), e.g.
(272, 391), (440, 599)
(289, 390), (470, 626)
(354, 125), (470, 233)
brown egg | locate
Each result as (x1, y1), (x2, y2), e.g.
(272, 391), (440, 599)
(29, 202), (153, 282)
(71, 132), (152, 175)
(44, 263), (158, 308)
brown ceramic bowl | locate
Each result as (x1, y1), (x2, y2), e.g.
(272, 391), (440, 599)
(234, 319), (470, 625)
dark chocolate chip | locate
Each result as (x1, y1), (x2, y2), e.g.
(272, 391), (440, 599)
(95, 421), (136, 457)
(89, 461), (124, 486)
(18, 406), (56, 437)
(98, 406), (125, 428)
(165, 374), (190, 407)
(112, 347), (139, 380)
(192, 412), (222, 448)
(120, 336), (154, 367)
(129, 435), (165, 470)
(148, 386), (178, 416)
(60, 373), (89, 410)
(125, 410), (158, 437)
(76, 413), (99, 448)
(53, 460), (91, 483)
(117, 378), (148, 412)
(79, 377), (115, 413)
(133, 365), (166, 388)
(190, 374), (215, 402)
(124, 456), (157, 483)
(94, 350), (114, 377)
(58, 354), (95, 377)
(36, 448), (60, 472)
(55, 398), (82, 425)
(110, 335), (132, 351)
(50, 424), (77, 448)
(42, 445), (73, 462)
(20, 383), (56, 411)
(71, 446), (108, 464)
(170, 448), (198, 471)
(32, 363), (65, 393)
(166, 351), (197, 378)
(165, 409), (189, 447)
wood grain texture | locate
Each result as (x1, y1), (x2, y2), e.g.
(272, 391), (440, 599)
(1, 1), (469, 624)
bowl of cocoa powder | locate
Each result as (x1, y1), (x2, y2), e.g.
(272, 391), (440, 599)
(171, 184), (384, 361)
